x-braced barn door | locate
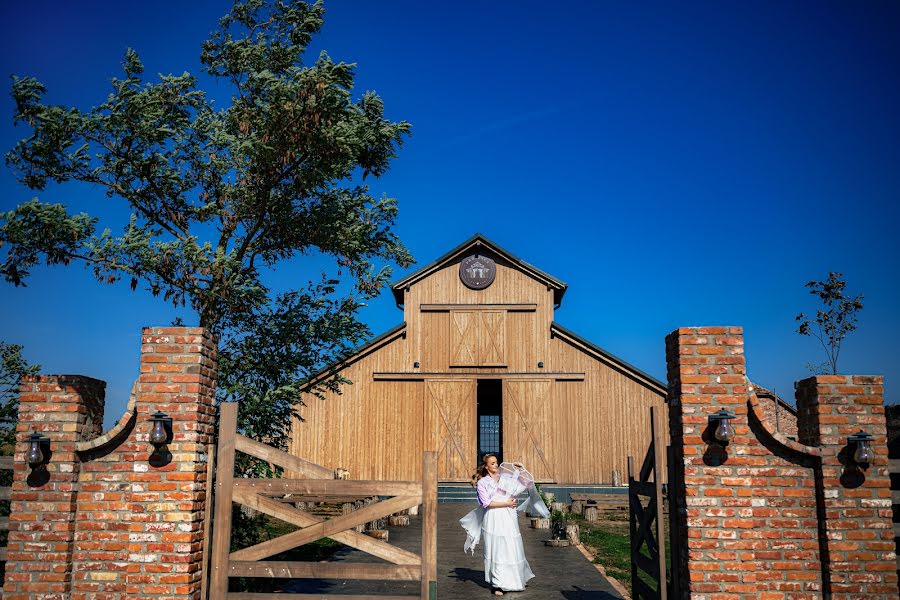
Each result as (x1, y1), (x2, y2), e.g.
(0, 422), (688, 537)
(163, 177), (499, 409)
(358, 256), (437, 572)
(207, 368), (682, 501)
(424, 380), (476, 481)
(207, 403), (438, 600)
(449, 310), (506, 367)
(502, 380), (556, 482)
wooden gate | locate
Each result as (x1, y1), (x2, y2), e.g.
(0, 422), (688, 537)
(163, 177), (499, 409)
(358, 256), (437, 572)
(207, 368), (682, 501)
(208, 403), (438, 599)
(628, 406), (667, 600)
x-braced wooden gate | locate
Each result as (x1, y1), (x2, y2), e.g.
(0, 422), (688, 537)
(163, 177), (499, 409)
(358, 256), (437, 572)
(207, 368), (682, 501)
(207, 403), (438, 599)
(628, 406), (671, 600)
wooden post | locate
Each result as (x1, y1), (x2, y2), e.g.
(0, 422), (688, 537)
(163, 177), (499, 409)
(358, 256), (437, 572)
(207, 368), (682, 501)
(566, 523), (580, 545)
(652, 406), (667, 600)
(627, 454), (637, 596)
(421, 451), (437, 600)
(208, 402), (238, 599)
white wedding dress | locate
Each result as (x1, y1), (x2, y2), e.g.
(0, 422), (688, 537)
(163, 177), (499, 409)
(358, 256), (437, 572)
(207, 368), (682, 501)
(459, 463), (548, 592)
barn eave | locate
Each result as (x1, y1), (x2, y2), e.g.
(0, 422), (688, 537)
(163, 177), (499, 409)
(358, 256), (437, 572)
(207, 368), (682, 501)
(550, 322), (667, 395)
(299, 322), (407, 392)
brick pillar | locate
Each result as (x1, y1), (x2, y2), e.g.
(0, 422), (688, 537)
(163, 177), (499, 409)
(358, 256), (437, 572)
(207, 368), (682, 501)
(128, 326), (217, 600)
(666, 327), (764, 599)
(795, 375), (896, 598)
(70, 327), (217, 600)
(3, 375), (105, 599)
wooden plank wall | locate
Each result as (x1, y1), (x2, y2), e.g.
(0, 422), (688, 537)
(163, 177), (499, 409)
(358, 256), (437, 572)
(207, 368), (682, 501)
(293, 334), (426, 481)
(549, 338), (668, 484)
(292, 249), (669, 485)
(407, 257), (554, 374)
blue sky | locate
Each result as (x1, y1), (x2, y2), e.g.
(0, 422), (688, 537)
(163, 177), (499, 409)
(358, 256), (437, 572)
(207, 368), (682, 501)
(1, 1), (898, 427)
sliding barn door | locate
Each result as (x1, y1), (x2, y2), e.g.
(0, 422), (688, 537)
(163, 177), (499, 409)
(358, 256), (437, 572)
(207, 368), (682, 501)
(424, 380), (476, 481)
(503, 380), (556, 482)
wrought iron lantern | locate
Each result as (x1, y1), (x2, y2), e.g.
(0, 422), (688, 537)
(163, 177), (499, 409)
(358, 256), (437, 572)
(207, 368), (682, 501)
(149, 411), (173, 448)
(709, 409), (736, 444)
(26, 432), (49, 469)
(848, 430), (874, 465)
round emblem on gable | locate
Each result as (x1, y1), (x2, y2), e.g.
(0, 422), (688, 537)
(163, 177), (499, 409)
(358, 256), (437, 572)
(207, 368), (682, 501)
(459, 254), (496, 290)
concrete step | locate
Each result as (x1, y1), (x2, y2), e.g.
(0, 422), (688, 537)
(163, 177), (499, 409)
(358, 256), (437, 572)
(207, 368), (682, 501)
(438, 486), (475, 504)
(437, 484), (628, 504)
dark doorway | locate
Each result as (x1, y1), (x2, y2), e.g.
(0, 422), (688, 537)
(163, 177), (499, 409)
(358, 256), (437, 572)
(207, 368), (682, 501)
(477, 379), (503, 464)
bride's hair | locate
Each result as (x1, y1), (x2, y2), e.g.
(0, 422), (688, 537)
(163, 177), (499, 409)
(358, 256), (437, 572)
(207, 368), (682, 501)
(470, 453), (497, 487)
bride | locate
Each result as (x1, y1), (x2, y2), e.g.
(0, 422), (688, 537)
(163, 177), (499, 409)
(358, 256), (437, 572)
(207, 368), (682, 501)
(459, 454), (548, 596)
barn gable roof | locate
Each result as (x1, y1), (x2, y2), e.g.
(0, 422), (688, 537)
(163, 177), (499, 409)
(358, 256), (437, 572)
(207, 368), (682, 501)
(550, 322), (667, 395)
(391, 233), (568, 306)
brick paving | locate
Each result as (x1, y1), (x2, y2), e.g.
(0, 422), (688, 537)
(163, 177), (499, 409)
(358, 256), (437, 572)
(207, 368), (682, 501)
(280, 503), (625, 599)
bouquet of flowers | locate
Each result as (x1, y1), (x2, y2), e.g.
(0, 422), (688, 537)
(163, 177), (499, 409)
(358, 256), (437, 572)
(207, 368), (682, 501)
(492, 461), (534, 501)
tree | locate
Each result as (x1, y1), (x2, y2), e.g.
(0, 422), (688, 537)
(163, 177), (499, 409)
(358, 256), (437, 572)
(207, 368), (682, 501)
(0, 0), (413, 447)
(0, 342), (40, 453)
(886, 403), (899, 460)
(795, 272), (864, 375)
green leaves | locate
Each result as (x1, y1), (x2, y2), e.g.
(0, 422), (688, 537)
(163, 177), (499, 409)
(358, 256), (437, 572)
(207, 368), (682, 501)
(0, 342), (40, 451)
(0, 199), (97, 286)
(2, 0), (411, 330)
(1, 0), (414, 449)
(122, 48), (144, 77)
(795, 272), (864, 375)
(201, 0), (325, 78)
(217, 277), (370, 448)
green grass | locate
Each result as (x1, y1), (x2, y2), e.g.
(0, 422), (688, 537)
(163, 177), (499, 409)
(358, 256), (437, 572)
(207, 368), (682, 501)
(579, 522), (632, 586)
(579, 518), (671, 597)
(270, 536), (343, 562)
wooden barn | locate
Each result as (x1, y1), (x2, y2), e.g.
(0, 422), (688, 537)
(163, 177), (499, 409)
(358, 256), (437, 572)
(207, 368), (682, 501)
(291, 234), (668, 485)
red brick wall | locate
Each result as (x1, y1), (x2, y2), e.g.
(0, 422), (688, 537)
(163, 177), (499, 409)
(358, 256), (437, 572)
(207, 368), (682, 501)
(4, 376), (106, 598)
(753, 390), (798, 439)
(795, 375), (895, 598)
(3, 327), (217, 600)
(666, 326), (897, 600)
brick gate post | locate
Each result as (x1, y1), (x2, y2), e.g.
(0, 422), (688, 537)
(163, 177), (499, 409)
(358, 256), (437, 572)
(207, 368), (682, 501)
(2, 327), (218, 600)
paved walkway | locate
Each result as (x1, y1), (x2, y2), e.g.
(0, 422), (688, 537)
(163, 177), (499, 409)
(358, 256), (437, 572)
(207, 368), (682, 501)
(281, 503), (625, 599)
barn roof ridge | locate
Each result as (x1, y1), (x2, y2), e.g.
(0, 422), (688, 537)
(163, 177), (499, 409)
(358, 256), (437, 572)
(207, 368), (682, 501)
(550, 322), (667, 394)
(391, 233), (568, 306)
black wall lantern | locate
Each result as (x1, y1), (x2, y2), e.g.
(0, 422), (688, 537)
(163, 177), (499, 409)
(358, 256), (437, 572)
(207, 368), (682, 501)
(149, 411), (173, 449)
(26, 432), (49, 469)
(848, 430), (874, 466)
(709, 409), (736, 444)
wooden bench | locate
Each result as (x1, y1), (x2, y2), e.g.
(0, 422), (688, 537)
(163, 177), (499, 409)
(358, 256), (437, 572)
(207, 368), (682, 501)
(569, 494), (628, 521)
(569, 493), (627, 503)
